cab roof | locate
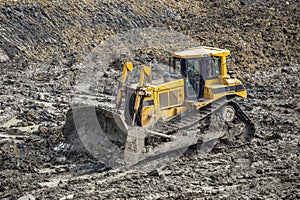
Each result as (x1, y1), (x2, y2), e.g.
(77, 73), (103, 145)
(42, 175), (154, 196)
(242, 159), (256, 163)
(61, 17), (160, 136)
(173, 46), (230, 58)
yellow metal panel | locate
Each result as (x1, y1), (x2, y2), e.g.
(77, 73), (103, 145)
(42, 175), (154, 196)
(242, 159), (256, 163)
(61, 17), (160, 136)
(153, 79), (184, 92)
(143, 66), (151, 76)
(205, 78), (222, 86)
(235, 90), (247, 98)
(222, 78), (236, 85)
(125, 62), (133, 71)
(204, 87), (213, 99)
(220, 56), (230, 79)
(141, 105), (154, 126)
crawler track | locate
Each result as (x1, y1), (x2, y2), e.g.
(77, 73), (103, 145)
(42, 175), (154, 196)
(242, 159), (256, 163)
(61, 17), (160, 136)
(122, 99), (256, 166)
(147, 99), (255, 145)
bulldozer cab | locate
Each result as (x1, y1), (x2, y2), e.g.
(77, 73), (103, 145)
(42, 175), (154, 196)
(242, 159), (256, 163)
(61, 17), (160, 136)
(171, 46), (240, 101)
(174, 56), (220, 78)
(172, 55), (222, 100)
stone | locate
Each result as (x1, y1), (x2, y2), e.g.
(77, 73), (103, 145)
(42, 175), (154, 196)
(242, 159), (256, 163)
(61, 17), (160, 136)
(0, 48), (9, 62)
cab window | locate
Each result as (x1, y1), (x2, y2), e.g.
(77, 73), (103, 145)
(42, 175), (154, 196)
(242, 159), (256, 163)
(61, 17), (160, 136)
(212, 57), (221, 75)
(174, 58), (181, 71)
(204, 57), (221, 78)
(186, 59), (200, 75)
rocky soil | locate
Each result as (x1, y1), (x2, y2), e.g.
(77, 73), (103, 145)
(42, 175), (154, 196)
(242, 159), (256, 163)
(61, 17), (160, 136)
(0, 0), (299, 199)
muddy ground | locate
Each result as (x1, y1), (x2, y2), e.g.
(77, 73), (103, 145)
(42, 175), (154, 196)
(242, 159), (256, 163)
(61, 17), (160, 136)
(0, 0), (299, 199)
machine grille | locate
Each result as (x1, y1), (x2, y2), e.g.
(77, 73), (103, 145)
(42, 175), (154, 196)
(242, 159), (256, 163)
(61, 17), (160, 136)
(159, 89), (181, 108)
(159, 92), (168, 108)
(170, 89), (179, 105)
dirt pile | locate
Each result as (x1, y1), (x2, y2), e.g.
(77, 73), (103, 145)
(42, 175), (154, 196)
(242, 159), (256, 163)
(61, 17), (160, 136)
(0, 0), (299, 72)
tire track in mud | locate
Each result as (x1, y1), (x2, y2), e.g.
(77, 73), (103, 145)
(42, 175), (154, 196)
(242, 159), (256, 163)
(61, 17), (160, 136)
(15, 164), (137, 199)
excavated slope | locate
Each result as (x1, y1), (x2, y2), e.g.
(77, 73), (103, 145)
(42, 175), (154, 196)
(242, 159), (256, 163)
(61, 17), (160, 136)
(0, 0), (299, 73)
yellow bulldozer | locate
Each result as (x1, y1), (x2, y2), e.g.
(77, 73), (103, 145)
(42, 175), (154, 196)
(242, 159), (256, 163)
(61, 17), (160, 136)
(68, 46), (255, 167)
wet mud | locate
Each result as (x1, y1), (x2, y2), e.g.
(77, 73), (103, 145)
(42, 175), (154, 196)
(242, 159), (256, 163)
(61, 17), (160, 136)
(0, 0), (299, 199)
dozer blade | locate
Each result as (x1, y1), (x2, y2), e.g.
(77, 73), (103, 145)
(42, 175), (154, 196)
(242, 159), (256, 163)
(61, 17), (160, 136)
(64, 106), (128, 167)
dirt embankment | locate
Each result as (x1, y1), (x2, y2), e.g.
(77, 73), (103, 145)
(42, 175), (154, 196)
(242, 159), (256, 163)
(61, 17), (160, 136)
(0, 0), (299, 73)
